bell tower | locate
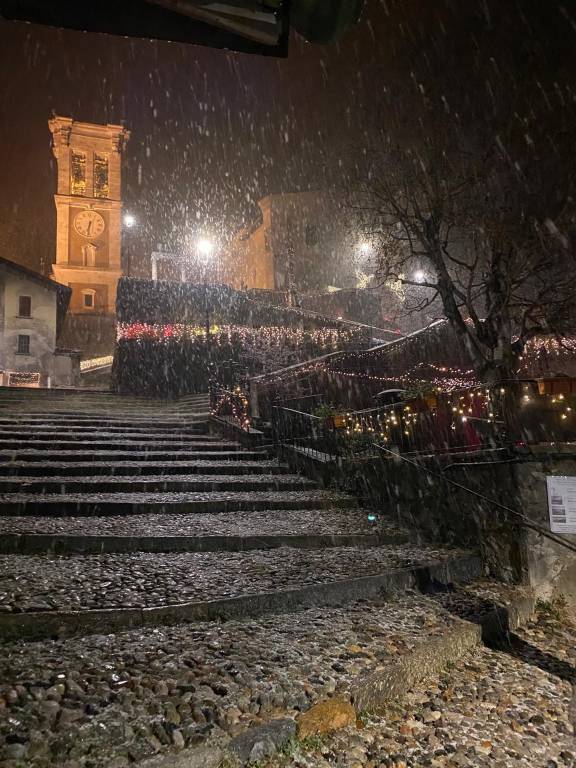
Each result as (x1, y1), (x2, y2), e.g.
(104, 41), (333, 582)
(48, 116), (130, 315)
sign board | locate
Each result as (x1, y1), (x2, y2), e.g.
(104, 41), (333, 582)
(546, 476), (576, 534)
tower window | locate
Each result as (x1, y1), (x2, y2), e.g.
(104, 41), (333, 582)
(94, 154), (109, 198)
(82, 289), (96, 309)
(18, 296), (32, 317)
(70, 151), (86, 195)
(17, 334), (30, 354)
(81, 243), (98, 267)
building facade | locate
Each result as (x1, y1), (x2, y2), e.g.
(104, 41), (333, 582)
(48, 116), (130, 315)
(0, 256), (79, 387)
(221, 191), (356, 293)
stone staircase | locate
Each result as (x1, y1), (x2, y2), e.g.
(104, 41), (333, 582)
(0, 389), (481, 640)
(0, 389), (493, 767)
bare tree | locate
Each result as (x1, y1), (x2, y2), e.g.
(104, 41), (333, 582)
(354, 80), (576, 433)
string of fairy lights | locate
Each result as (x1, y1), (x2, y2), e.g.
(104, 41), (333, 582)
(339, 384), (575, 446)
(117, 322), (361, 351)
(210, 385), (251, 430)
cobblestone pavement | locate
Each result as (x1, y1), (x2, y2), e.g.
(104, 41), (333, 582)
(263, 611), (576, 768)
(0, 508), (381, 537)
(0, 594), (458, 766)
(0, 545), (467, 612)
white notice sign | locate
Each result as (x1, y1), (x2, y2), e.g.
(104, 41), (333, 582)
(546, 476), (576, 534)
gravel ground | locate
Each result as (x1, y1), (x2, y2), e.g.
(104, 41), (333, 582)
(264, 611), (576, 768)
(0, 594), (459, 766)
(0, 545), (469, 612)
(0, 508), (381, 537)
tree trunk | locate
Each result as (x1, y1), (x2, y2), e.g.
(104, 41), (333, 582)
(486, 365), (523, 444)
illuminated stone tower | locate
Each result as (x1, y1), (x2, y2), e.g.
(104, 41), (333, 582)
(48, 116), (130, 314)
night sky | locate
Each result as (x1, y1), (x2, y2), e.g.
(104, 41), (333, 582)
(0, 1), (573, 276)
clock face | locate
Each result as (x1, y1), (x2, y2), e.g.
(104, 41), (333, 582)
(74, 210), (106, 238)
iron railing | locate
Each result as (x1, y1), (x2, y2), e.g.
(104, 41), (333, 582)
(210, 383), (251, 431)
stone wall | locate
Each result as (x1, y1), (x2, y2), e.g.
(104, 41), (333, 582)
(338, 450), (576, 608)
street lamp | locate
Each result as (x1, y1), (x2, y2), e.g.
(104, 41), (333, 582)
(124, 213), (136, 228)
(196, 238), (214, 259)
(413, 270), (426, 283)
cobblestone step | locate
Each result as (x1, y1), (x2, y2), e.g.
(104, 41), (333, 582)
(0, 391), (209, 407)
(0, 449), (269, 463)
(0, 548), (481, 640)
(0, 431), (221, 443)
(0, 415), (210, 428)
(0, 423), (210, 435)
(0, 509), (401, 555)
(0, 459), (291, 477)
(0, 592), (487, 765)
(0, 473), (316, 494)
(0, 489), (352, 515)
(261, 601), (574, 768)
(0, 407), (211, 420)
(0, 439), (241, 451)
(0, 508), (381, 538)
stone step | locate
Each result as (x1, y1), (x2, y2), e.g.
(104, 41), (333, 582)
(0, 439), (242, 451)
(0, 423), (209, 435)
(0, 473), (316, 494)
(0, 507), (385, 543)
(0, 400), (210, 416)
(0, 414), (209, 432)
(0, 449), (269, 463)
(0, 430), (220, 442)
(0, 408), (210, 418)
(0, 489), (351, 515)
(0, 581), (545, 768)
(0, 459), (290, 477)
(0, 547), (481, 641)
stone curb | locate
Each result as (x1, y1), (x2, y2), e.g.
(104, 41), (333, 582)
(0, 554), (481, 641)
(0, 531), (385, 556)
(350, 619), (481, 712)
(142, 589), (536, 768)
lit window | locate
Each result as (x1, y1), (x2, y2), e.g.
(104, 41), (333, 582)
(17, 334), (30, 354)
(70, 151), (86, 195)
(18, 296), (31, 317)
(94, 154), (109, 198)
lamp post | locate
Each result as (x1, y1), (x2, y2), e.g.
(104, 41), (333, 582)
(196, 237), (214, 336)
(122, 212), (136, 276)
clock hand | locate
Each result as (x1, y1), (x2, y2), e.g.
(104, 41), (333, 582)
(86, 220), (93, 235)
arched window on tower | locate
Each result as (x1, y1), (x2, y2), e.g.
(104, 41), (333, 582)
(81, 243), (98, 267)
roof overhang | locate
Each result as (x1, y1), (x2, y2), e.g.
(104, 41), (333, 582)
(0, 0), (290, 56)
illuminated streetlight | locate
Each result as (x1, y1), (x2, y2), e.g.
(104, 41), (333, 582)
(413, 270), (426, 283)
(124, 213), (136, 228)
(197, 238), (214, 258)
